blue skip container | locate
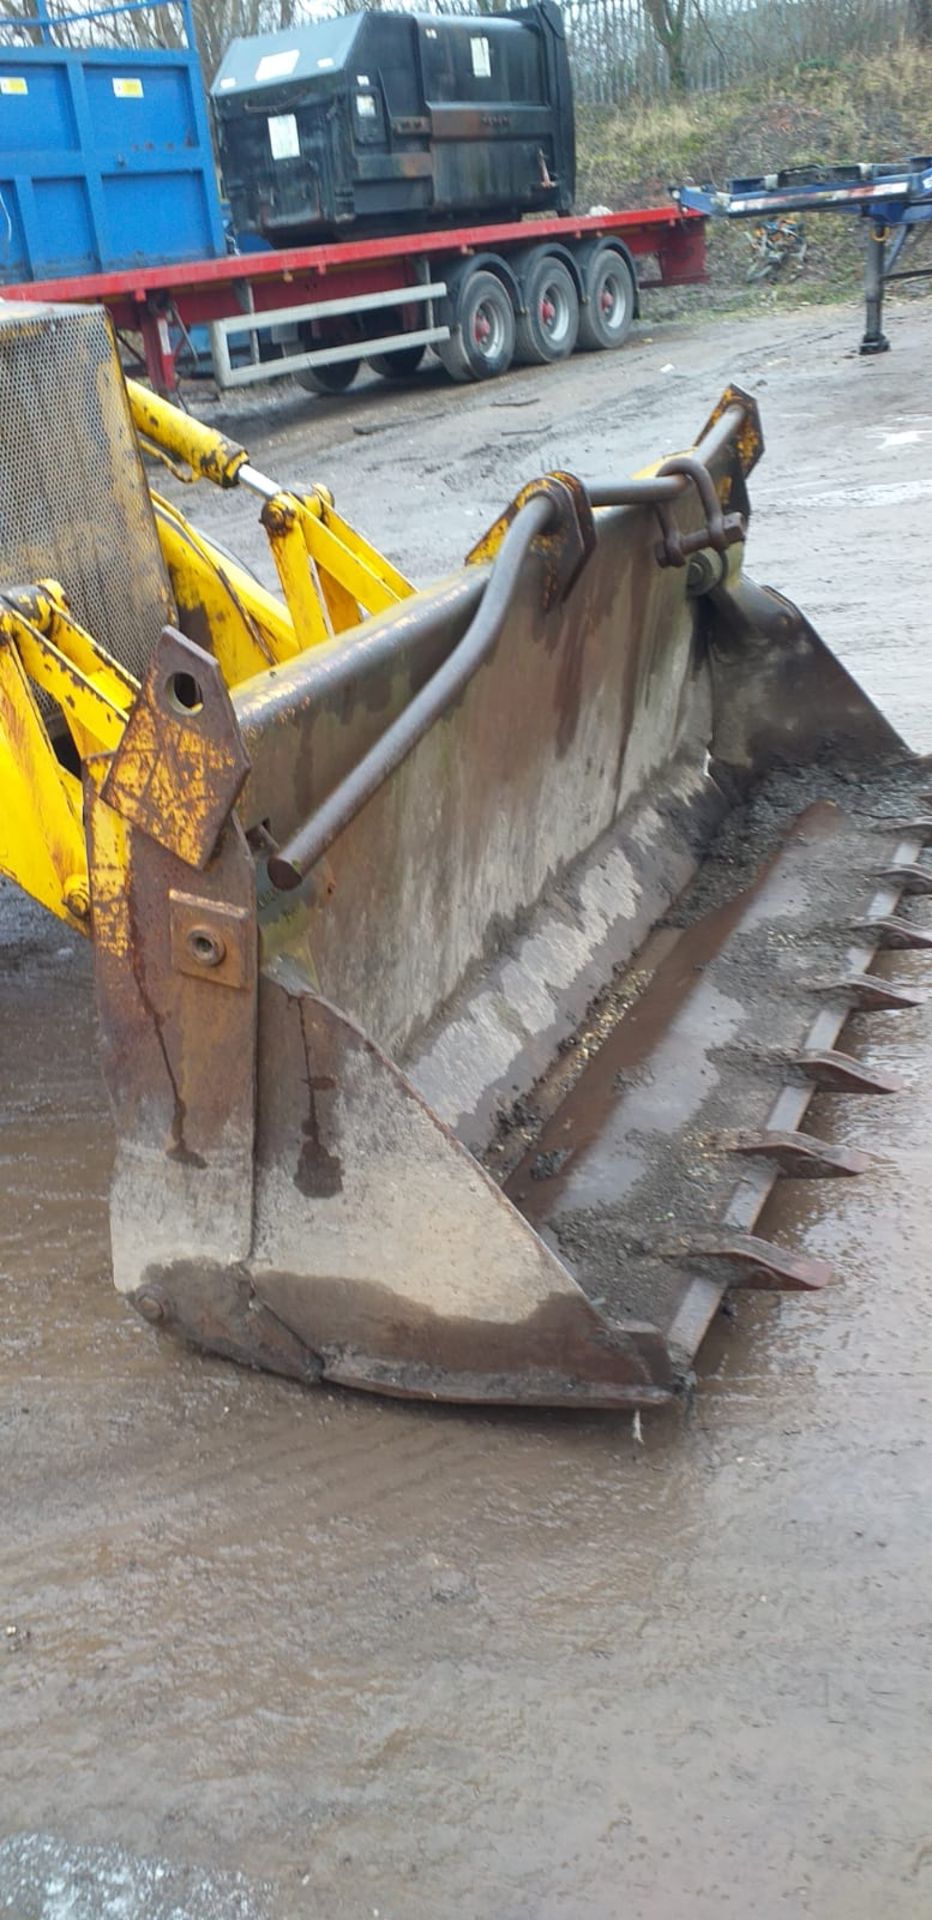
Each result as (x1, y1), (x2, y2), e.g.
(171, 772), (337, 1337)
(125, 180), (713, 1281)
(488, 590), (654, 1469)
(0, 0), (225, 283)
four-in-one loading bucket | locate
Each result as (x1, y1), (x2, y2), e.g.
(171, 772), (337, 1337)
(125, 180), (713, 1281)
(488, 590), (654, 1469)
(87, 386), (931, 1408)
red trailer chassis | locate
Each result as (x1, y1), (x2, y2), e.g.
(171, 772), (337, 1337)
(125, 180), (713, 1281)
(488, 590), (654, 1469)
(1, 205), (705, 393)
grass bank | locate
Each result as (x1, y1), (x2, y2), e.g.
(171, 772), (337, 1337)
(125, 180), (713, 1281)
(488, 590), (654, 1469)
(576, 44), (932, 312)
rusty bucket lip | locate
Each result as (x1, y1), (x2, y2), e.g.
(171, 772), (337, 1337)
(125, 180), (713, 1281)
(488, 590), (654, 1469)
(117, 794), (928, 1414)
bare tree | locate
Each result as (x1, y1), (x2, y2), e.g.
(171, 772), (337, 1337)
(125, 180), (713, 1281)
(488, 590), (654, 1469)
(641, 0), (689, 91)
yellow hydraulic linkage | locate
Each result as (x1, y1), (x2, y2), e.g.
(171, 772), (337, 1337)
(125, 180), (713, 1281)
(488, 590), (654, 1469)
(0, 374), (413, 926)
(127, 382), (413, 669)
(0, 582), (135, 923)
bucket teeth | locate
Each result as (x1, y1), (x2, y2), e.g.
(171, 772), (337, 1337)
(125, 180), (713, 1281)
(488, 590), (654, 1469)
(862, 915), (932, 950)
(887, 820), (932, 844)
(828, 974), (924, 1011)
(687, 1232), (835, 1292)
(725, 1129), (878, 1177)
(875, 863), (932, 895)
(799, 1050), (903, 1094)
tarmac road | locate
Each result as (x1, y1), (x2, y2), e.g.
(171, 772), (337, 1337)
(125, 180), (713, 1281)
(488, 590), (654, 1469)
(2, 298), (932, 1920)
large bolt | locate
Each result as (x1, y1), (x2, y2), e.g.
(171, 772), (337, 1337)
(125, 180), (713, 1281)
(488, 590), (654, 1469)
(135, 1289), (167, 1325)
(63, 875), (90, 921)
(186, 925), (226, 969)
(685, 549), (725, 597)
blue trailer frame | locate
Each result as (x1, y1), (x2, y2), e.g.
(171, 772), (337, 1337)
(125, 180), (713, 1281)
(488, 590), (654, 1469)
(0, 0), (225, 282)
(672, 159), (932, 354)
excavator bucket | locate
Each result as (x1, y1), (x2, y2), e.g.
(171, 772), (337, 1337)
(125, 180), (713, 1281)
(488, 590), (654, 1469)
(3, 303), (929, 1410)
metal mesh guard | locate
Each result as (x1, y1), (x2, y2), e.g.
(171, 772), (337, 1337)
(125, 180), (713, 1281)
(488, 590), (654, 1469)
(0, 300), (175, 691)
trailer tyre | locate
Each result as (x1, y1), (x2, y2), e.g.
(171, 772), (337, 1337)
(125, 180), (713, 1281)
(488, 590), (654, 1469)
(437, 270), (515, 383)
(577, 249), (636, 352)
(514, 256), (579, 365)
(296, 358), (361, 396)
(367, 345), (427, 380)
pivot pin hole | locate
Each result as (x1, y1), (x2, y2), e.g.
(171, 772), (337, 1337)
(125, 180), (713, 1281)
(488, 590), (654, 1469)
(166, 670), (204, 714)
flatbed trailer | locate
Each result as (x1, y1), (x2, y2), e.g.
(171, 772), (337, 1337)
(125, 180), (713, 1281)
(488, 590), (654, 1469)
(0, 204), (705, 393)
(673, 160), (932, 355)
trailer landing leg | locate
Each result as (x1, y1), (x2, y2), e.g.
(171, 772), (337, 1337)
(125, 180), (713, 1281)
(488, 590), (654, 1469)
(860, 220), (890, 356)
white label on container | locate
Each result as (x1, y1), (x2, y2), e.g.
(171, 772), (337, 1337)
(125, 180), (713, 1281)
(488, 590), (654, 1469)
(218, 75), (237, 90)
(268, 111), (300, 161)
(0, 76), (28, 95)
(356, 73), (370, 84)
(112, 76), (144, 98)
(255, 49), (299, 81)
(470, 36), (491, 77)
(316, 56), (334, 68)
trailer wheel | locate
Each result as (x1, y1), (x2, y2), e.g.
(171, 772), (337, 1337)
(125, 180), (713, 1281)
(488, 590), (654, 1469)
(437, 270), (515, 383)
(514, 256), (579, 365)
(367, 345), (426, 380)
(577, 249), (635, 352)
(296, 358), (361, 396)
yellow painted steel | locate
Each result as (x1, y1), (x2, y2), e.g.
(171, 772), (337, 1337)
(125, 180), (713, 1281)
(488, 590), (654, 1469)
(0, 589), (137, 925)
(151, 496), (301, 679)
(0, 632), (89, 924)
(126, 379), (414, 647)
(127, 381), (249, 489)
(261, 496), (333, 649)
(309, 489), (411, 601)
(3, 378), (411, 931)
(7, 612), (132, 758)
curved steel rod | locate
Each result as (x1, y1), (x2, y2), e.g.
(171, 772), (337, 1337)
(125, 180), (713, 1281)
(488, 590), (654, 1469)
(267, 397), (752, 893)
(267, 492), (554, 891)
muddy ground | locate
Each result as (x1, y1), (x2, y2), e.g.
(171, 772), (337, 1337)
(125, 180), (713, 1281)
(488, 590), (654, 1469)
(3, 298), (932, 1919)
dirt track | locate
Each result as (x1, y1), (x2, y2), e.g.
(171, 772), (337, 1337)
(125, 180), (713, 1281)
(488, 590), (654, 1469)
(3, 299), (932, 1919)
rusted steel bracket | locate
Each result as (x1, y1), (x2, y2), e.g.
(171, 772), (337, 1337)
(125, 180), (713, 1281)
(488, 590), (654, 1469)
(101, 627), (250, 870)
(466, 471), (596, 610)
(169, 890), (254, 989)
(693, 384), (764, 480)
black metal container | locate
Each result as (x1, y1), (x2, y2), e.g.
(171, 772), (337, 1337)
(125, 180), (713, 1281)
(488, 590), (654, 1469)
(210, 3), (574, 244)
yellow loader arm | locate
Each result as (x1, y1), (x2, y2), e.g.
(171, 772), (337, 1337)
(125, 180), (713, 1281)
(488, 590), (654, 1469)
(0, 321), (411, 928)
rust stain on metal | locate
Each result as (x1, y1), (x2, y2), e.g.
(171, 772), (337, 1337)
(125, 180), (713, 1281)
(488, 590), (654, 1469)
(169, 890), (254, 990)
(102, 627), (250, 871)
(465, 471), (595, 611)
(695, 383), (764, 476)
